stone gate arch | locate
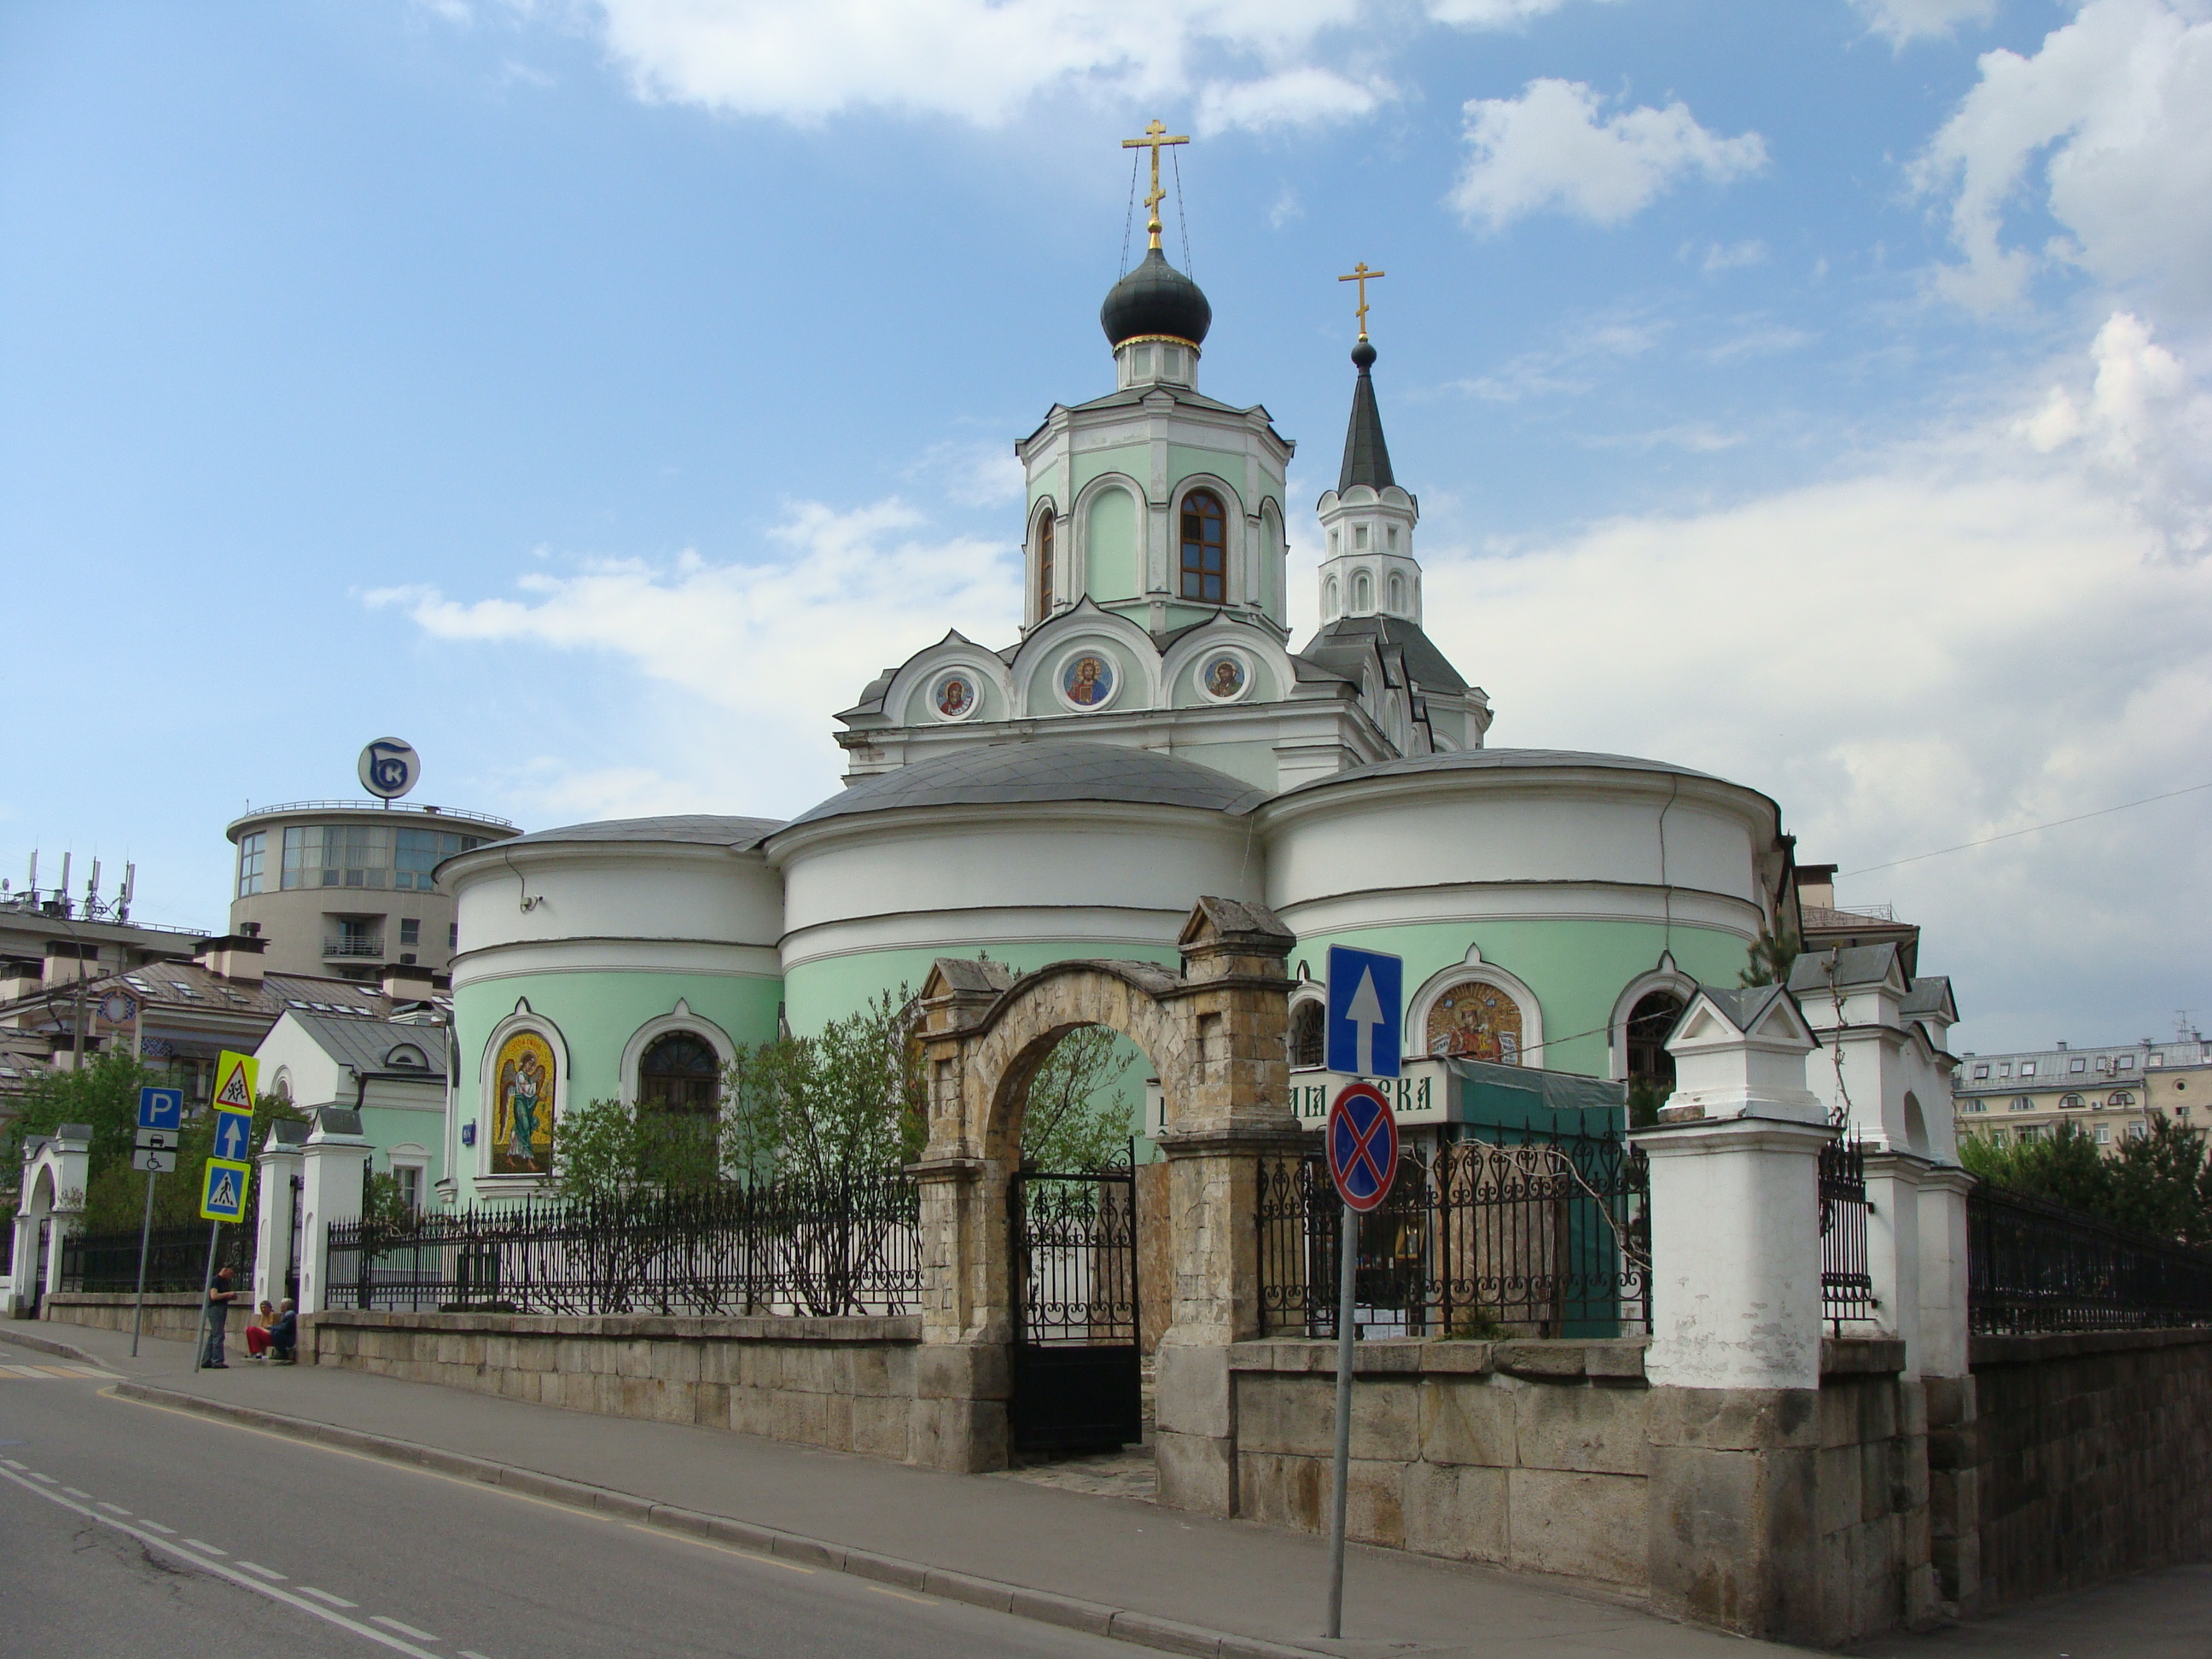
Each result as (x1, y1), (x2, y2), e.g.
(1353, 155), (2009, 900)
(910, 898), (1301, 1511)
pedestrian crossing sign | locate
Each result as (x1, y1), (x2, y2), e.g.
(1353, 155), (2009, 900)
(199, 1158), (250, 1223)
(212, 1051), (258, 1113)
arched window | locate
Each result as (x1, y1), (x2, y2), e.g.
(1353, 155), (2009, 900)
(1324, 576), (1339, 616)
(1036, 514), (1055, 620)
(1291, 1001), (1325, 1068)
(1625, 991), (1686, 1092)
(1353, 572), (1372, 612)
(2060, 1092), (2085, 1109)
(2108, 1091), (2134, 1109)
(639, 1032), (720, 1121)
(1179, 489), (1226, 603)
(1387, 573), (1406, 613)
(1425, 981), (1523, 1063)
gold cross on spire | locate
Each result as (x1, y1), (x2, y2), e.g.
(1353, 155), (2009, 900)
(1122, 119), (1190, 252)
(1338, 262), (1386, 340)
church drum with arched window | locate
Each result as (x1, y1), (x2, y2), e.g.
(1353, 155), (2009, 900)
(637, 1032), (722, 1156)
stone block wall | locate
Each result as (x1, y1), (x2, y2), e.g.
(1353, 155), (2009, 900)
(311, 1311), (920, 1461)
(43, 1291), (207, 1343)
(1229, 1335), (1931, 1647)
(1967, 1327), (2212, 1610)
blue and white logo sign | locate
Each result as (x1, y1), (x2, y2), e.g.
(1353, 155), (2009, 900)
(211, 1108), (253, 1163)
(137, 1086), (183, 1132)
(358, 736), (420, 800)
(1324, 945), (1402, 1080)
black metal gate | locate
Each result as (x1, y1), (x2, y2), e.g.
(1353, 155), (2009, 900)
(1009, 1168), (1141, 1455)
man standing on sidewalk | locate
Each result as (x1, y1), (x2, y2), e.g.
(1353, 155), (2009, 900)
(202, 1265), (238, 1369)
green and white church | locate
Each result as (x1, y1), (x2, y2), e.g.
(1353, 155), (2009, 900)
(435, 218), (1790, 1208)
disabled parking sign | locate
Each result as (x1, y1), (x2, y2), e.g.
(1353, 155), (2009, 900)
(199, 1158), (250, 1223)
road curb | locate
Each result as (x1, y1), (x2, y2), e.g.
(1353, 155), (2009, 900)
(108, 1381), (1330, 1659)
(0, 1324), (106, 1367)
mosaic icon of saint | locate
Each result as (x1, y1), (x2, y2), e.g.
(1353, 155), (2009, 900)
(492, 1032), (556, 1175)
(1064, 655), (1113, 706)
(1206, 657), (1244, 698)
(1425, 986), (1523, 1065)
(938, 677), (972, 717)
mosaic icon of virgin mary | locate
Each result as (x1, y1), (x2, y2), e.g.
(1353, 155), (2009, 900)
(1062, 654), (1115, 707)
(937, 675), (974, 718)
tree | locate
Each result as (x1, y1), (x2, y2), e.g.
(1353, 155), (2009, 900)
(1959, 1121), (2116, 1217)
(552, 1093), (723, 1201)
(1738, 923), (1802, 988)
(1960, 1116), (2212, 1245)
(1019, 1026), (1137, 1170)
(722, 988), (924, 1185)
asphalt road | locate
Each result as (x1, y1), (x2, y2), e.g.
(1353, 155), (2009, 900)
(0, 1366), (1137, 1659)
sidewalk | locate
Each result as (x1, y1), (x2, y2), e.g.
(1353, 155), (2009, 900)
(3, 1318), (2186, 1659)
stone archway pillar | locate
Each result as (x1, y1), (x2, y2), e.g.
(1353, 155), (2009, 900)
(911, 958), (1017, 1474)
(1150, 899), (1302, 1516)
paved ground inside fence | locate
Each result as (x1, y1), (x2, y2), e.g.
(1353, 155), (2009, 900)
(8, 1318), (2208, 1657)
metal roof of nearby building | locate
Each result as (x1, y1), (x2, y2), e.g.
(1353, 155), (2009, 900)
(280, 1010), (447, 1081)
(1277, 747), (1732, 800)
(1296, 614), (1469, 696)
(782, 740), (1272, 830)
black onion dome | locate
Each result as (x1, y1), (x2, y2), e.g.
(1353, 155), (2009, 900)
(1100, 248), (1212, 349)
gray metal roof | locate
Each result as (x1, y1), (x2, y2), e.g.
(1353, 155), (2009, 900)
(1295, 616), (1467, 696)
(1277, 747), (1731, 800)
(1789, 945), (1903, 994)
(285, 1011), (447, 1081)
(498, 815), (783, 853)
(781, 741), (1271, 830)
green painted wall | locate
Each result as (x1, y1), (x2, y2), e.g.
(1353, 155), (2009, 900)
(451, 969), (783, 1203)
(1288, 918), (1753, 1078)
(1085, 487), (1139, 604)
(1070, 451), (1141, 500)
(1168, 445), (1261, 508)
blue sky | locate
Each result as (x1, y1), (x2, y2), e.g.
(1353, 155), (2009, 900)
(3, 0), (2208, 1052)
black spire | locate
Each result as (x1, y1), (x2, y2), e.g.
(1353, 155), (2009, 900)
(1337, 337), (1395, 492)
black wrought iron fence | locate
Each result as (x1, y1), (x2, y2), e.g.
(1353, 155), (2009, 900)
(1968, 1183), (2212, 1334)
(1257, 1129), (1650, 1340)
(1819, 1135), (1876, 1330)
(59, 1223), (253, 1294)
(323, 1172), (923, 1317)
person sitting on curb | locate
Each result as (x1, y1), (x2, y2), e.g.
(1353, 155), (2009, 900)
(268, 1299), (298, 1365)
(244, 1301), (276, 1361)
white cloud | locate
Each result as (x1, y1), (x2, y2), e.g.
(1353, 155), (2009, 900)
(1195, 67), (1386, 135)
(1449, 79), (1768, 230)
(1442, 314), (1662, 399)
(1424, 0), (1573, 23)
(1420, 312), (2212, 1045)
(910, 439), (1024, 507)
(1853, 0), (1997, 44)
(1914, 0), (2212, 311)
(587, 0), (1367, 127)
(1701, 238), (1768, 272)
(364, 498), (1022, 817)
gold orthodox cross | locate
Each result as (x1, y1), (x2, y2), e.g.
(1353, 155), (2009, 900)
(1122, 119), (1190, 251)
(1338, 263), (1385, 339)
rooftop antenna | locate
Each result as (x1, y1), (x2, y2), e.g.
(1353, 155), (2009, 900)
(119, 863), (135, 922)
(26, 849), (38, 902)
(88, 858), (101, 913)
(58, 852), (71, 915)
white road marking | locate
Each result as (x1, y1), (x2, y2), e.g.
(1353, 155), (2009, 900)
(95, 1501), (130, 1515)
(238, 1560), (287, 1580)
(0, 1458), (24, 1470)
(139, 1519), (177, 1534)
(27, 1472), (54, 1482)
(460, 1651), (494, 1658)
(371, 1615), (439, 1641)
(626, 1522), (814, 1573)
(61, 1487), (90, 1499)
(181, 1538), (224, 1552)
(300, 1587), (360, 1608)
(0, 1467), (446, 1658)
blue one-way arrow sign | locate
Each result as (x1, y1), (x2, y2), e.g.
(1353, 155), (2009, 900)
(212, 1109), (253, 1163)
(1324, 945), (1403, 1080)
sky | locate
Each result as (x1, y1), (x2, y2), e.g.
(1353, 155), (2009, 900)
(1, 0), (2207, 1054)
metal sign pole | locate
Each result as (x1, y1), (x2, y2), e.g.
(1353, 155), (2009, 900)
(130, 1172), (156, 1359)
(191, 1222), (219, 1371)
(1324, 1196), (1358, 1639)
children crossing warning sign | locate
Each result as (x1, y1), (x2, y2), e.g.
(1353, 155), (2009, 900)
(212, 1051), (257, 1112)
(199, 1157), (250, 1223)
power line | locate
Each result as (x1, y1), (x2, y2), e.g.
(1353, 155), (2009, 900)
(1842, 781), (2212, 878)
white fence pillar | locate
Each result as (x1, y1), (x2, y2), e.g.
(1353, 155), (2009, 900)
(253, 1122), (309, 1311)
(296, 1110), (373, 1318)
(1914, 1165), (1974, 1380)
